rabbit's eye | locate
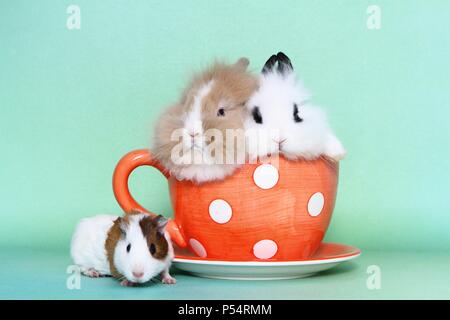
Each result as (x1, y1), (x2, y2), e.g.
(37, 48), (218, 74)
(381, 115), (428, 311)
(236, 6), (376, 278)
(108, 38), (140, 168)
(126, 244), (131, 253)
(293, 104), (303, 123)
(252, 107), (263, 124)
(217, 108), (225, 117)
(149, 243), (156, 255)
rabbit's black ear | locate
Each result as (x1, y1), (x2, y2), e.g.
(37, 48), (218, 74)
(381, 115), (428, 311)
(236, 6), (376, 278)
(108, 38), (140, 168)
(277, 52), (293, 74)
(262, 54), (278, 74)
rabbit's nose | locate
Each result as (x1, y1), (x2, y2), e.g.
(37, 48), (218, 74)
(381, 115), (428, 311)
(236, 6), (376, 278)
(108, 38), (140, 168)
(273, 138), (287, 145)
(132, 270), (144, 278)
(189, 132), (200, 138)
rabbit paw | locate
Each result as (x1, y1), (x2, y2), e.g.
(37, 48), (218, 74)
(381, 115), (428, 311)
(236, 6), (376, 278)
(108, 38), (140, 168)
(324, 134), (346, 161)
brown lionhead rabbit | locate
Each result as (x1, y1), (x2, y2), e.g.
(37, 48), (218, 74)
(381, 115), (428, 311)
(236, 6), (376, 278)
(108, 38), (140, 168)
(153, 58), (258, 183)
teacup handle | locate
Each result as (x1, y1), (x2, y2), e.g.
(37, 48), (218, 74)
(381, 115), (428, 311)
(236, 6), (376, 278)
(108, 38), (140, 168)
(112, 149), (187, 248)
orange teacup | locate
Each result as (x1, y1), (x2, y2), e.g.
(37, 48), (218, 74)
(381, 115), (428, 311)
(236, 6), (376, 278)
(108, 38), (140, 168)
(113, 149), (338, 261)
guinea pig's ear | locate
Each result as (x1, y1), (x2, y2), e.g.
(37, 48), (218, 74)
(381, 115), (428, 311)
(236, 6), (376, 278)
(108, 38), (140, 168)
(276, 52), (293, 75)
(233, 57), (250, 71)
(118, 217), (127, 238)
(128, 208), (145, 215)
(154, 215), (169, 234)
(262, 54), (278, 74)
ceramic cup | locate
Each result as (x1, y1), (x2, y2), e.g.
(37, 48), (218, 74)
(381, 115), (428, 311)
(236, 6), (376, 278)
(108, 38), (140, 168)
(113, 149), (339, 261)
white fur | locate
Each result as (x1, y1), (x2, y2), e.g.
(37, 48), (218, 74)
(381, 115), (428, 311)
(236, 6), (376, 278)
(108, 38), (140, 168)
(178, 80), (218, 181)
(70, 214), (173, 284)
(70, 214), (116, 275)
(245, 71), (346, 161)
(171, 163), (238, 183)
(183, 80), (214, 142)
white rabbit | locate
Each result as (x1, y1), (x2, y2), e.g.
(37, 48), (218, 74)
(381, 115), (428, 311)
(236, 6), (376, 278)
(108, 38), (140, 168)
(245, 52), (346, 162)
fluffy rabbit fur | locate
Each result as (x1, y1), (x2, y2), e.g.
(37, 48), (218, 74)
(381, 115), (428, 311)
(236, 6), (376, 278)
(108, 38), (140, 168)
(245, 52), (346, 161)
(153, 58), (258, 183)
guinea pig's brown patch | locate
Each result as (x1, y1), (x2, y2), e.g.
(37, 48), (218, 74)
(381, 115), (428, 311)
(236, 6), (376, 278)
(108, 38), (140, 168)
(139, 216), (169, 260)
(105, 217), (128, 279)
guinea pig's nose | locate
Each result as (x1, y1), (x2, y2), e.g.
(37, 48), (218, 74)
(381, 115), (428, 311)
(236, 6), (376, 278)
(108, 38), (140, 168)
(132, 270), (144, 278)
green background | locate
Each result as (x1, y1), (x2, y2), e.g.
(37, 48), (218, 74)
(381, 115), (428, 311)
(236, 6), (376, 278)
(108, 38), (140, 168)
(1, 0), (449, 299)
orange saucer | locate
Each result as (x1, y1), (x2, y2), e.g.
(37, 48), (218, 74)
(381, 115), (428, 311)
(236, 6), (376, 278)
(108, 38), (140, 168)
(173, 243), (361, 280)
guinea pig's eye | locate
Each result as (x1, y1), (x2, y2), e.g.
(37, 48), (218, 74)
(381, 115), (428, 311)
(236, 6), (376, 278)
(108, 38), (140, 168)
(149, 243), (156, 255)
(217, 108), (225, 117)
(293, 103), (303, 123)
(126, 244), (131, 253)
(252, 106), (263, 124)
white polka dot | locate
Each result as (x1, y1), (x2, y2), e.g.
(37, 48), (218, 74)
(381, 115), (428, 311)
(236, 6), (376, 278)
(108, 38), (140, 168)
(253, 164), (279, 189)
(209, 199), (233, 224)
(253, 239), (278, 259)
(308, 192), (325, 217)
(189, 238), (207, 258)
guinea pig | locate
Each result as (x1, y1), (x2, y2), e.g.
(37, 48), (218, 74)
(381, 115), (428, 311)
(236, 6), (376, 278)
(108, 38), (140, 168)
(70, 213), (175, 287)
(244, 52), (346, 162)
(153, 58), (258, 183)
